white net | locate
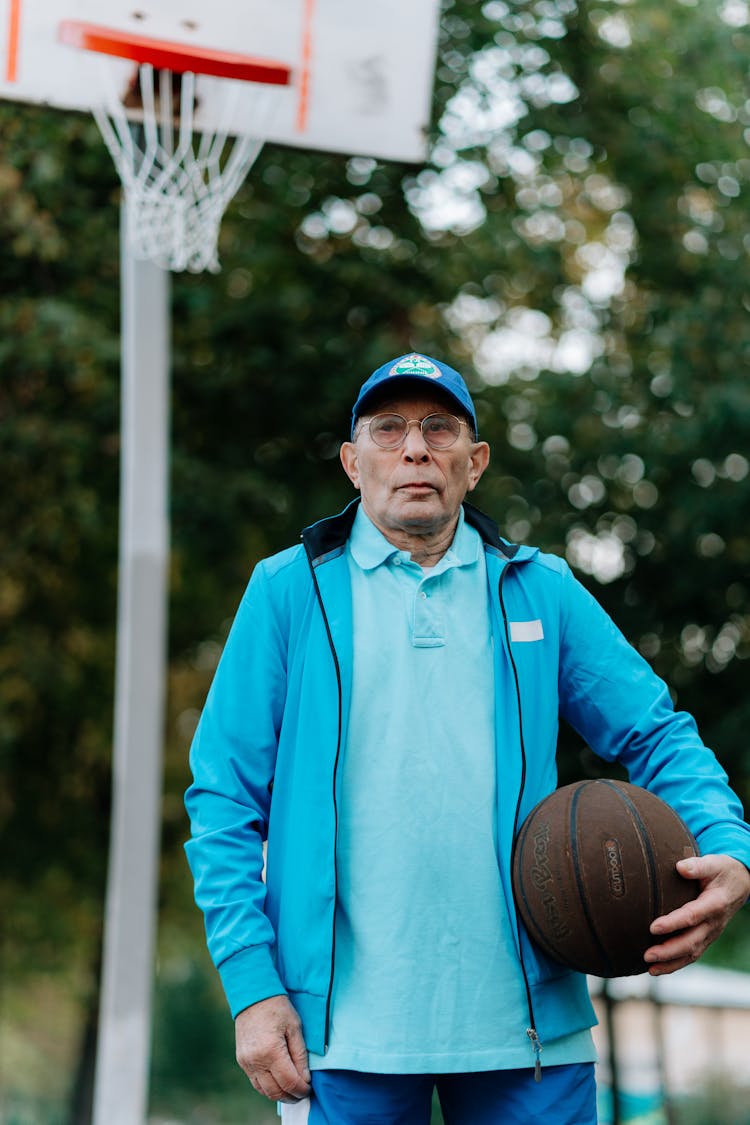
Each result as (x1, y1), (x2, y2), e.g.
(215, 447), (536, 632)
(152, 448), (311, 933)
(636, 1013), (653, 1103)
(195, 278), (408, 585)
(93, 62), (281, 272)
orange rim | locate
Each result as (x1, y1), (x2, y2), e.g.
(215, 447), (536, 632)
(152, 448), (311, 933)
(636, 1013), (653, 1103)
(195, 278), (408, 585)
(57, 20), (292, 85)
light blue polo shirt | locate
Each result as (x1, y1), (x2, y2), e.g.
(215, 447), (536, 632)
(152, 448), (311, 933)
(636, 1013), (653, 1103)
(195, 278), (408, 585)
(309, 507), (595, 1073)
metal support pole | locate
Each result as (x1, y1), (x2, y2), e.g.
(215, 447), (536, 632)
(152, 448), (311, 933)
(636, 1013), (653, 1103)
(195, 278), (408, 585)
(602, 979), (622, 1125)
(651, 990), (677, 1125)
(92, 211), (170, 1125)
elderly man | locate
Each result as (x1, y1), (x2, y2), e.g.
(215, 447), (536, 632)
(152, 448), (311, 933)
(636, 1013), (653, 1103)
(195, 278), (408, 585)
(185, 353), (750, 1125)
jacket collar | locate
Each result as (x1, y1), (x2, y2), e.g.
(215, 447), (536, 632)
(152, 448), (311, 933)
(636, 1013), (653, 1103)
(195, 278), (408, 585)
(302, 498), (524, 565)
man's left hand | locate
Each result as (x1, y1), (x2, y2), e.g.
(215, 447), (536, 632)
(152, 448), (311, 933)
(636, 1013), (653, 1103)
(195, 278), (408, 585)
(644, 854), (750, 976)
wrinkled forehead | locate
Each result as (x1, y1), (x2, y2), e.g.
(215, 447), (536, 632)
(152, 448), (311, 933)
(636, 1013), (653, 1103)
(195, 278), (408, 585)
(358, 387), (467, 420)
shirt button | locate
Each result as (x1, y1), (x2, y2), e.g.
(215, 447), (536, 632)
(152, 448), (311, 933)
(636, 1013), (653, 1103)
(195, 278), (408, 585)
(420, 591), (428, 599)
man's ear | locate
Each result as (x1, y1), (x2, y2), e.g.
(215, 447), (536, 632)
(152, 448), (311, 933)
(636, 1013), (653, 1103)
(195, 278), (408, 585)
(467, 441), (490, 492)
(340, 442), (361, 489)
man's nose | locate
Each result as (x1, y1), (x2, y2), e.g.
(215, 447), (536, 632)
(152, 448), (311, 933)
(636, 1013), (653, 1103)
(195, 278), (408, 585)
(401, 421), (431, 461)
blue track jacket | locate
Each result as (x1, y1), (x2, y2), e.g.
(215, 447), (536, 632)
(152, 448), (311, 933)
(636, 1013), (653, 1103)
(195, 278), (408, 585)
(185, 500), (750, 1060)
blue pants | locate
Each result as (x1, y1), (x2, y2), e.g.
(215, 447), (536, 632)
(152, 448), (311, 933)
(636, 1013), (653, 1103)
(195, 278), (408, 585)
(281, 1063), (597, 1124)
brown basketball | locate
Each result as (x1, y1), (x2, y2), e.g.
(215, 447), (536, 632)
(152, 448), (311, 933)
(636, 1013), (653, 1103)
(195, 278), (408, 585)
(511, 780), (700, 977)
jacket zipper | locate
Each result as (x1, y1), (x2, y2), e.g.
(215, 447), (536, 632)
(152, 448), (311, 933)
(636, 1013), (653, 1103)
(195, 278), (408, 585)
(305, 549), (343, 1050)
(498, 565), (543, 1081)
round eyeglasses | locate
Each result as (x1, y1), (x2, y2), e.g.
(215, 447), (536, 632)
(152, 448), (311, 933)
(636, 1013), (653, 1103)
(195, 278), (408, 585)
(356, 412), (471, 450)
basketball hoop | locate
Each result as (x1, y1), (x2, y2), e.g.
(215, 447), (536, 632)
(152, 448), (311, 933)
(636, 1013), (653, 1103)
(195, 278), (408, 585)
(58, 21), (292, 272)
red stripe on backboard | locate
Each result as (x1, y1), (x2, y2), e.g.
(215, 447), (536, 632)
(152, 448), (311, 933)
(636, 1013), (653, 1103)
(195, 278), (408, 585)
(296, 0), (315, 132)
(6, 0), (22, 81)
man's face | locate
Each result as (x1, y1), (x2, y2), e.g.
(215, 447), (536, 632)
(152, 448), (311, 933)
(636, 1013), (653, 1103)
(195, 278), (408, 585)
(339, 393), (490, 543)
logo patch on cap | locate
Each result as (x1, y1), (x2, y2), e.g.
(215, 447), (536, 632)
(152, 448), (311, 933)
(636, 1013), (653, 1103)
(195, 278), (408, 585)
(388, 353), (441, 380)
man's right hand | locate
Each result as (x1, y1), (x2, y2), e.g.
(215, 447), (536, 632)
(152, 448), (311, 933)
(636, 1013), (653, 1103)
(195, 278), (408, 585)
(235, 994), (312, 1103)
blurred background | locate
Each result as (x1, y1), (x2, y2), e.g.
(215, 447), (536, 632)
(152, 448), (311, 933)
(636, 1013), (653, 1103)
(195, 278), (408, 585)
(1, 0), (749, 1122)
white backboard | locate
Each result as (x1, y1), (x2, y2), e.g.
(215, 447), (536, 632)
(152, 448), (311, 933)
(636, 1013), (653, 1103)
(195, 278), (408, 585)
(0, 0), (441, 161)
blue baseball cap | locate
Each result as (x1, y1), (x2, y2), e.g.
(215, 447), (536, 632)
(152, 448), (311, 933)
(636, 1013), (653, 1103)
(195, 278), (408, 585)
(351, 353), (478, 439)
